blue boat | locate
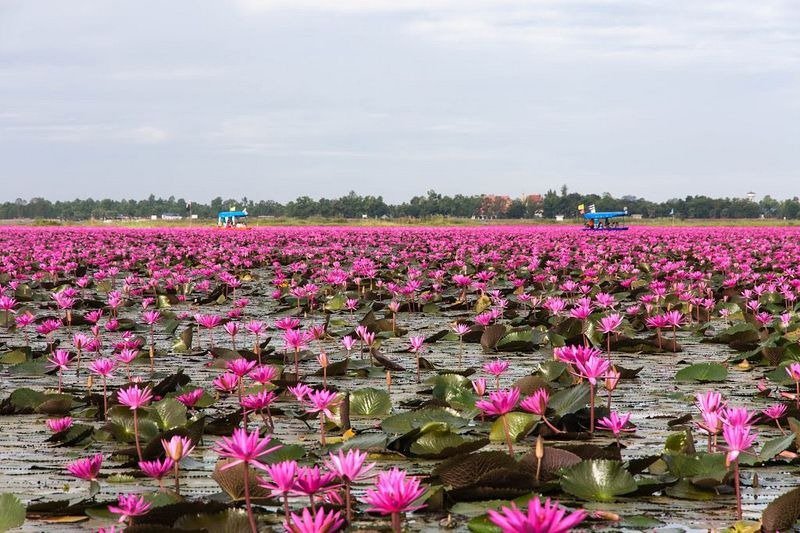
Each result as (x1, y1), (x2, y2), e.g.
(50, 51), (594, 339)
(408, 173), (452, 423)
(579, 205), (629, 230)
(217, 210), (249, 229)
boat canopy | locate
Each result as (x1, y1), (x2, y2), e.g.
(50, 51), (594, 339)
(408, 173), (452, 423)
(218, 211), (248, 218)
(583, 211), (628, 220)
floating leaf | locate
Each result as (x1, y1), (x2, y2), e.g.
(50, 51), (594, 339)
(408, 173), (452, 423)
(382, 407), (469, 434)
(174, 509), (251, 532)
(762, 486), (800, 533)
(480, 325), (507, 352)
(489, 413), (536, 443)
(664, 452), (728, 486)
(349, 387), (392, 416)
(536, 360), (568, 382)
(431, 374), (471, 404)
(664, 479), (717, 501)
(496, 328), (540, 352)
(674, 362), (728, 383)
(549, 383), (590, 417)
(467, 515), (501, 533)
(559, 460), (637, 502)
(0, 493), (25, 532)
(0, 350), (28, 365)
(145, 398), (188, 431)
(757, 434), (795, 463)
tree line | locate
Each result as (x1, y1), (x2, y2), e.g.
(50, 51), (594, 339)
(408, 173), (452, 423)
(2, 188), (799, 220)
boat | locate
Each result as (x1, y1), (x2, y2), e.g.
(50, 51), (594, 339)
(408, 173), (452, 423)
(579, 204), (629, 231)
(217, 210), (250, 229)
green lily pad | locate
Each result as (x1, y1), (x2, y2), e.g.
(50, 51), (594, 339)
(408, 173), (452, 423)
(467, 514), (502, 533)
(489, 413), (537, 443)
(560, 459), (637, 502)
(549, 383), (590, 417)
(382, 407), (469, 434)
(0, 493), (25, 532)
(349, 387), (392, 416)
(8, 357), (49, 375)
(430, 373), (472, 403)
(0, 350), (28, 365)
(174, 509), (251, 532)
(751, 434), (795, 464)
(674, 363), (728, 383)
(665, 479), (717, 501)
(107, 405), (160, 443)
(536, 360), (568, 382)
(664, 452), (728, 486)
(145, 398), (188, 431)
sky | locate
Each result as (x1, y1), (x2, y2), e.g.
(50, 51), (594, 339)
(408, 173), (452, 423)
(1, 0), (798, 203)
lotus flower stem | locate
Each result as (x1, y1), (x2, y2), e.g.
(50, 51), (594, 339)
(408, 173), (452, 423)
(173, 460), (180, 493)
(282, 494), (290, 524)
(101, 375), (108, 420)
(242, 464), (258, 533)
(501, 414), (514, 455)
(733, 460), (742, 520)
(391, 512), (402, 533)
(589, 384), (596, 433)
(344, 480), (353, 523)
(133, 409), (143, 463)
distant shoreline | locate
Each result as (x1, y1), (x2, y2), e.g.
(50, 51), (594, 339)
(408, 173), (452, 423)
(3, 217), (799, 228)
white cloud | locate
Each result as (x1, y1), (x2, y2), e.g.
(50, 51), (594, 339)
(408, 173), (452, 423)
(236, 0), (799, 68)
(110, 67), (226, 81)
(0, 123), (169, 144)
(126, 126), (169, 144)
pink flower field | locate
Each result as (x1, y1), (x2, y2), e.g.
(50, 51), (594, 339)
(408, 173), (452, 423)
(1, 225), (800, 531)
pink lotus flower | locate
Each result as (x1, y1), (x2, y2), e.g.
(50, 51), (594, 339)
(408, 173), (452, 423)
(285, 507), (344, 533)
(326, 449), (376, 521)
(117, 385), (152, 462)
(88, 357), (115, 376)
(227, 357), (256, 378)
(275, 317), (301, 331)
(487, 496), (586, 533)
(292, 465), (339, 506)
(472, 377), (487, 396)
(176, 388), (205, 408)
(597, 411), (635, 442)
(117, 385), (153, 410)
(66, 453), (103, 481)
(476, 387), (520, 417)
(142, 310), (161, 325)
(108, 493), (152, 524)
(341, 335), (357, 352)
(241, 362), (272, 384)
(215, 427), (282, 472)
(288, 383), (313, 402)
(520, 389), (562, 434)
(139, 457), (174, 488)
(363, 468), (426, 532)
(213, 372), (239, 393)
(162, 435), (194, 461)
(46, 416), (74, 433)
(215, 427), (282, 531)
(47, 349), (72, 391)
(762, 403), (788, 434)
(723, 421), (758, 520)
(476, 388), (521, 454)
(260, 459), (298, 521)
(483, 359), (510, 389)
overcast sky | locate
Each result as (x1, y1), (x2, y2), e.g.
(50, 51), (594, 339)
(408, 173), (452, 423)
(1, 0), (798, 203)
